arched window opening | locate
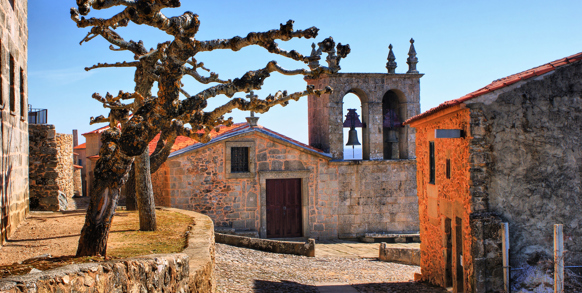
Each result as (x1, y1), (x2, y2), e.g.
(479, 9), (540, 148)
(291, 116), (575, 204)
(382, 91), (401, 159)
(343, 93), (363, 160)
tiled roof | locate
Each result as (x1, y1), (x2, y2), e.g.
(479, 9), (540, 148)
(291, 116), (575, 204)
(405, 51), (582, 125)
(82, 125), (109, 136)
(147, 122), (248, 155)
(73, 143), (86, 150)
(169, 123), (330, 159)
(80, 121), (328, 160)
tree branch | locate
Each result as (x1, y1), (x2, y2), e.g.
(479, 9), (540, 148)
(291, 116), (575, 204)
(85, 61), (140, 71)
(197, 20), (318, 59)
(199, 85), (332, 128)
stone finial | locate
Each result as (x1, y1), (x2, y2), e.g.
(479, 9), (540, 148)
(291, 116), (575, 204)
(406, 38), (419, 74)
(386, 44), (397, 74)
(246, 91), (259, 127)
(308, 43), (321, 70)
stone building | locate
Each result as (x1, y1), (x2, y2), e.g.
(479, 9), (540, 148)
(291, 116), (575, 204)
(29, 125), (77, 211)
(82, 42), (423, 239)
(0, 0), (28, 245)
(81, 125), (108, 198)
(406, 52), (582, 292)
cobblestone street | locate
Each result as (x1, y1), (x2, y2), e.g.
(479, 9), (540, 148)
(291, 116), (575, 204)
(215, 243), (446, 293)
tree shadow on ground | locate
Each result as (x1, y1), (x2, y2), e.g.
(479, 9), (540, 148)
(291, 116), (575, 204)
(253, 280), (318, 293)
(253, 280), (448, 293)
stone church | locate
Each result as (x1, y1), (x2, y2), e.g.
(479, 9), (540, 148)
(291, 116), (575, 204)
(148, 41), (424, 239)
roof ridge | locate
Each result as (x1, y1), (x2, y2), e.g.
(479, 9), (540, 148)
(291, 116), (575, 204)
(405, 50), (582, 125)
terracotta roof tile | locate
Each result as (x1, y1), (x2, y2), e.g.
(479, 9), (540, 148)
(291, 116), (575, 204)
(405, 51), (582, 124)
(73, 143), (86, 150)
(147, 122), (249, 155)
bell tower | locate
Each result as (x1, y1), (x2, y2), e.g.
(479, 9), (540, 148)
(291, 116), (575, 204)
(306, 39), (422, 160)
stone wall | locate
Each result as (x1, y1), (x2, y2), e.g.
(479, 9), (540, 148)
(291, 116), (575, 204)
(29, 125), (74, 211)
(73, 166), (82, 196)
(55, 134), (74, 208)
(0, 208), (216, 293)
(0, 0), (29, 246)
(154, 130), (419, 240)
(466, 60), (582, 267)
(333, 160), (418, 238)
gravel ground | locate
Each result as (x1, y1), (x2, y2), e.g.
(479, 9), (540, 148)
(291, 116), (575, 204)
(215, 243), (447, 293)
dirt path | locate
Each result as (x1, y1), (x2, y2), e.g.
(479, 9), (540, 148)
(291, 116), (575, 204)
(0, 210), (86, 265)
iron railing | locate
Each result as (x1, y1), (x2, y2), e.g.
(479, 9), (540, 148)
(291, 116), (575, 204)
(28, 106), (47, 124)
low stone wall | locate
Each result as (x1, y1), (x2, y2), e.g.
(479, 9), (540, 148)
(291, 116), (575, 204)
(378, 243), (420, 266)
(0, 208), (215, 293)
(216, 233), (315, 257)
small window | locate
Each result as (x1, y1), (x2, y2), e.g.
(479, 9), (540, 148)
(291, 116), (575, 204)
(231, 147), (249, 173)
(79, 159), (83, 166)
(20, 68), (25, 118)
(9, 54), (15, 114)
(446, 159), (451, 179)
(429, 141), (435, 184)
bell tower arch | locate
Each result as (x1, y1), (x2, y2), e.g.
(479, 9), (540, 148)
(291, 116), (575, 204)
(306, 39), (422, 160)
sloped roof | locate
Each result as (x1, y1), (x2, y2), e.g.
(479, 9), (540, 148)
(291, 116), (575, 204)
(80, 121), (329, 160)
(169, 123), (330, 159)
(405, 51), (582, 125)
(73, 143), (86, 150)
(82, 125), (109, 136)
(147, 122), (248, 155)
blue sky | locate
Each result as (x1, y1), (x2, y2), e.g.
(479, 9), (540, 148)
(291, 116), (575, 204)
(28, 1), (582, 144)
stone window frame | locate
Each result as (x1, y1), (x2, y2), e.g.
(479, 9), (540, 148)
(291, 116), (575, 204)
(258, 170), (311, 239)
(225, 141), (255, 179)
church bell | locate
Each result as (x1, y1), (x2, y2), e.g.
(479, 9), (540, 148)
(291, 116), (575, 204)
(343, 108), (363, 147)
(346, 127), (361, 146)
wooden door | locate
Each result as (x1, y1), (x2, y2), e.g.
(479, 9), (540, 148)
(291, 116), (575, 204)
(266, 179), (302, 238)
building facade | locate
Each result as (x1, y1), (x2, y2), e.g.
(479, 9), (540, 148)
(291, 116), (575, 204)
(0, 0), (28, 245)
(407, 52), (582, 292)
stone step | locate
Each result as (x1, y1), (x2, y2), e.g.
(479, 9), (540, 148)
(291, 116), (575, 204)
(360, 233), (420, 243)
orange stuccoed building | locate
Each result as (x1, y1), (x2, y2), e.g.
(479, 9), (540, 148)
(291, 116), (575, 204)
(406, 52), (582, 292)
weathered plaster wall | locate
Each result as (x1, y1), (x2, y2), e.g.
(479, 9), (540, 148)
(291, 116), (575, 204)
(29, 125), (74, 211)
(412, 107), (498, 292)
(467, 61), (582, 267)
(0, 0), (29, 246)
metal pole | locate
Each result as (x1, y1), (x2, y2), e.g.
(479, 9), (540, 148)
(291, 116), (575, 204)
(554, 224), (564, 293)
(501, 222), (510, 293)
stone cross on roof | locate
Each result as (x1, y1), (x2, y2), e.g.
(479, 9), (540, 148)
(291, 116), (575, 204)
(246, 91), (259, 127)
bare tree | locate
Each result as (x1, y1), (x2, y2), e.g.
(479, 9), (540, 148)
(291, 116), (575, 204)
(71, 0), (350, 257)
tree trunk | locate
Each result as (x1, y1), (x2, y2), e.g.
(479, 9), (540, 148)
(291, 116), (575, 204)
(76, 128), (133, 257)
(125, 165), (137, 210)
(135, 149), (156, 231)
(76, 185), (120, 256)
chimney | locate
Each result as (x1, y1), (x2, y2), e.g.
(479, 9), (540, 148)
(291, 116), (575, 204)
(73, 129), (78, 147)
